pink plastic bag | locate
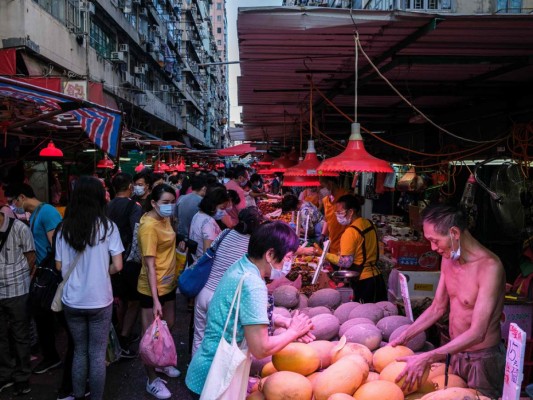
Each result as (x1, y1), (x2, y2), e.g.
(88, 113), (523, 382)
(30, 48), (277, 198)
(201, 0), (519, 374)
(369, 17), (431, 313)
(139, 316), (177, 367)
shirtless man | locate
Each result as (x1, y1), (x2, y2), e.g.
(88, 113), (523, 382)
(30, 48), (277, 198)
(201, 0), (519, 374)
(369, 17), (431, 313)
(390, 203), (505, 399)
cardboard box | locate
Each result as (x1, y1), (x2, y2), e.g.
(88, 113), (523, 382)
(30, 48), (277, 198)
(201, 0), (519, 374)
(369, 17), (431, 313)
(388, 269), (441, 299)
(386, 239), (440, 270)
(501, 302), (533, 340)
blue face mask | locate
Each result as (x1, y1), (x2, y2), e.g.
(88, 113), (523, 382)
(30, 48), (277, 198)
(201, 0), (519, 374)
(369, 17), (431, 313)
(156, 203), (175, 218)
(12, 205), (25, 215)
(214, 209), (226, 220)
(133, 185), (145, 197)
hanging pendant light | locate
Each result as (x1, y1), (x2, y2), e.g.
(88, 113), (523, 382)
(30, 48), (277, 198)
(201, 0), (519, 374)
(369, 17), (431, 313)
(97, 154), (115, 169)
(317, 33), (392, 174)
(134, 162), (145, 172)
(39, 141), (63, 157)
(283, 140), (338, 187)
(176, 157), (186, 172)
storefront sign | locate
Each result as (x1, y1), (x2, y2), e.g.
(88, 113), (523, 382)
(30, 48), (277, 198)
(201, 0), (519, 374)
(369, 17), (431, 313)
(399, 273), (414, 322)
(503, 323), (526, 400)
(63, 80), (87, 100)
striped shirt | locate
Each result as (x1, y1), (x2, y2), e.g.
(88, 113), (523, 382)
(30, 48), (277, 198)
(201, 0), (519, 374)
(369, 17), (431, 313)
(0, 215), (35, 299)
(204, 230), (250, 292)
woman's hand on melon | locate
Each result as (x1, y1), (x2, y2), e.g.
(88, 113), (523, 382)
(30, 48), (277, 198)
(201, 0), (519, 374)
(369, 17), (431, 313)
(287, 310), (314, 339)
(395, 353), (431, 393)
(296, 331), (315, 344)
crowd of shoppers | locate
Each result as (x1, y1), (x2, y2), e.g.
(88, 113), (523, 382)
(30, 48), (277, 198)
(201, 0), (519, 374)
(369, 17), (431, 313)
(0, 163), (426, 400)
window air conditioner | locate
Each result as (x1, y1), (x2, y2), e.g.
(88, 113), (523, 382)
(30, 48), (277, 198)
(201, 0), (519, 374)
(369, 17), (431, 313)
(134, 66), (145, 75)
(160, 85), (169, 92)
(110, 51), (127, 63)
(119, 44), (129, 52)
(141, 63), (149, 70)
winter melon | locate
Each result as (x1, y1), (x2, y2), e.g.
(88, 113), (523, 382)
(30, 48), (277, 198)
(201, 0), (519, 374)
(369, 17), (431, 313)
(373, 345), (414, 372)
(339, 318), (375, 337)
(343, 324), (382, 351)
(308, 288), (342, 309)
(330, 341), (373, 367)
(310, 313), (340, 341)
(389, 324), (426, 352)
(376, 315), (412, 341)
(348, 303), (384, 323)
(308, 340), (336, 369)
(273, 285), (300, 308)
(333, 302), (361, 324)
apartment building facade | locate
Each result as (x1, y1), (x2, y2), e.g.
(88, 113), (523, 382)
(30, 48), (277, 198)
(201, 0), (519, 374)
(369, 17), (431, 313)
(0, 0), (229, 148)
(282, 0), (533, 13)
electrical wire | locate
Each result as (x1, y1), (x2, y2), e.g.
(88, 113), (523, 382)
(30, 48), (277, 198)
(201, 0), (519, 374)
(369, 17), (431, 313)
(354, 35), (504, 145)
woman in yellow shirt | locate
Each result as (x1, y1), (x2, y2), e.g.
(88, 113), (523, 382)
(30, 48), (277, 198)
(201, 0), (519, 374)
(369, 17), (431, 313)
(318, 194), (386, 303)
(137, 184), (180, 399)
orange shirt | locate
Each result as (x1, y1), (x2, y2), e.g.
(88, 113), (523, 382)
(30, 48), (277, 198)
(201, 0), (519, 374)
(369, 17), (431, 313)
(322, 188), (348, 254)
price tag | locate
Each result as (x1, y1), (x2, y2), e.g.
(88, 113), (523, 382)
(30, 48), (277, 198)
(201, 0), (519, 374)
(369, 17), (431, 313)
(312, 240), (330, 285)
(399, 273), (414, 322)
(502, 323), (526, 400)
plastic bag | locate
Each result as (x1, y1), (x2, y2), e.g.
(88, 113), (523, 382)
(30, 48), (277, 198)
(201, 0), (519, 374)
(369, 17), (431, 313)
(106, 324), (122, 365)
(139, 316), (177, 367)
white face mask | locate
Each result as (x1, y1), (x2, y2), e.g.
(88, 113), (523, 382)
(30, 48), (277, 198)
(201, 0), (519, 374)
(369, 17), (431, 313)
(450, 232), (461, 261)
(269, 261), (285, 280)
(336, 215), (351, 226)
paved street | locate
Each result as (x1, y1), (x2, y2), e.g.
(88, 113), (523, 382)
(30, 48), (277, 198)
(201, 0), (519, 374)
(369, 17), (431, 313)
(2, 296), (197, 400)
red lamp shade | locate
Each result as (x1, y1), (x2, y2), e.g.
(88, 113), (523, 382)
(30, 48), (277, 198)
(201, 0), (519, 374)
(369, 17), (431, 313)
(97, 154), (115, 169)
(153, 161), (170, 173)
(192, 162), (200, 169)
(287, 147), (299, 162)
(216, 162), (225, 169)
(176, 159), (186, 172)
(282, 175), (321, 187)
(317, 123), (393, 174)
(269, 154), (298, 174)
(39, 141), (63, 157)
(284, 140), (338, 179)
(135, 162), (145, 172)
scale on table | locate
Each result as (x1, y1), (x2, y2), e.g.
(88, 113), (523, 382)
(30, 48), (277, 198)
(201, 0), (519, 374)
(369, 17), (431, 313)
(311, 240), (330, 285)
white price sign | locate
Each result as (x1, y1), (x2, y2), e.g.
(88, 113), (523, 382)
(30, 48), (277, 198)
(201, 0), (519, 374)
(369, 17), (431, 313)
(399, 273), (414, 322)
(502, 323), (526, 400)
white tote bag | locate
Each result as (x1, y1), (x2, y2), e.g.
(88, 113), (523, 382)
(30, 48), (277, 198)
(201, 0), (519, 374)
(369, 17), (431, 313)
(200, 273), (251, 400)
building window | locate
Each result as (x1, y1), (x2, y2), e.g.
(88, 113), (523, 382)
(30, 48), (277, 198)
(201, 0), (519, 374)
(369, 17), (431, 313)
(217, 40), (221, 45)
(497, 0), (522, 12)
(404, 0), (450, 10)
(217, 27), (222, 33)
(217, 2), (222, 9)
(90, 20), (116, 58)
(217, 15), (222, 21)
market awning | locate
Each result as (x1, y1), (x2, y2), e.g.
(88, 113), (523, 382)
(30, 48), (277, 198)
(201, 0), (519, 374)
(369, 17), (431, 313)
(236, 8), (533, 160)
(216, 142), (257, 156)
(0, 76), (123, 157)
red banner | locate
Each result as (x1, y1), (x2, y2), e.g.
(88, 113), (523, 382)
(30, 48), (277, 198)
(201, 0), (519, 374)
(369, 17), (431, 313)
(0, 49), (16, 75)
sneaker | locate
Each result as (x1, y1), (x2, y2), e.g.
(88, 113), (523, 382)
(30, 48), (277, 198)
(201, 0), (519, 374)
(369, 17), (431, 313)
(33, 358), (61, 374)
(57, 387), (90, 400)
(146, 377), (171, 399)
(0, 381), (14, 393)
(14, 381), (31, 395)
(155, 366), (181, 378)
(120, 347), (138, 359)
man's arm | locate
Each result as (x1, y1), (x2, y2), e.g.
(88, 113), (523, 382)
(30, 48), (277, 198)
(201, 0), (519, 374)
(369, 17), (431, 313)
(24, 251), (36, 278)
(390, 271), (450, 347)
(46, 229), (55, 245)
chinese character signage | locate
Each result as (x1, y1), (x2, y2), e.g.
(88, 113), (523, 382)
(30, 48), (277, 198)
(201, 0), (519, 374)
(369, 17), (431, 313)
(503, 323), (526, 400)
(63, 80), (87, 100)
(399, 273), (414, 322)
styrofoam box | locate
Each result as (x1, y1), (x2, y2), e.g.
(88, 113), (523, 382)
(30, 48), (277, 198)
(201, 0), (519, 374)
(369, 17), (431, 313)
(501, 302), (533, 340)
(388, 269), (441, 300)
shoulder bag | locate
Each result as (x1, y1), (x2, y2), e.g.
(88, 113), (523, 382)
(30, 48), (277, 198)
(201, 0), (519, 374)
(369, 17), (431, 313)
(178, 228), (231, 298)
(50, 251), (82, 312)
(200, 273), (251, 400)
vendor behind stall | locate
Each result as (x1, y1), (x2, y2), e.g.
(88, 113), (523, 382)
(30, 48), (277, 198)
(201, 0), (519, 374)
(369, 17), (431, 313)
(390, 203), (505, 399)
(314, 194), (386, 303)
